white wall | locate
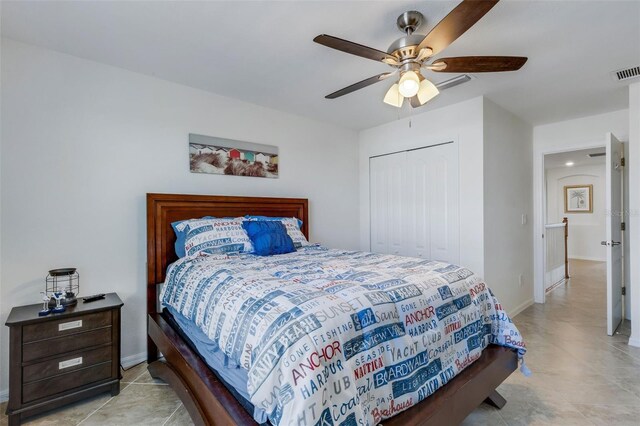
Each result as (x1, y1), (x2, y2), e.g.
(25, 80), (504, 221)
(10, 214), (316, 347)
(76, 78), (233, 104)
(0, 39), (360, 395)
(629, 82), (640, 347)
(532, 109), (629, 303)
(534, 110), (629, 151)
(546, 164), (606, 261)
(483, 98), (534, 316)
(358, 97), (485, 276)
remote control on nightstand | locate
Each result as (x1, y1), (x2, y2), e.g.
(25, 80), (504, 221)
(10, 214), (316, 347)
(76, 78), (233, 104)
(82, 293), (106, 303)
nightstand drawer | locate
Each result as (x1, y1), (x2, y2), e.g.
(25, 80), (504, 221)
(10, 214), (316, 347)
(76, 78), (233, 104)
(22, 362), (112, 404)
(23, 346), (112, 383)
(23, 311), (112, 343)
(23, 327), (112, 362)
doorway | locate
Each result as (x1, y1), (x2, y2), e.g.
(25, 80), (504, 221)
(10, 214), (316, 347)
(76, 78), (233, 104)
(538, 136), (629, 336)
(544, 146), (606, 290)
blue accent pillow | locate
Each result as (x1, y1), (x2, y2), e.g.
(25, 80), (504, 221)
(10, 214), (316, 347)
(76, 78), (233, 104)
(244, 215), (303, 228)
(242, 220), (295, 256)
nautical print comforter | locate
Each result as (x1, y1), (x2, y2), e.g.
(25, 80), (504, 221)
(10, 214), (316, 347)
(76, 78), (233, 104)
(160, 245), (526, 426)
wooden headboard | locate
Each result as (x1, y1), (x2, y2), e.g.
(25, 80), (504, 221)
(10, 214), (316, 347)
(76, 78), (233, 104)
(147, 193), (309, 286)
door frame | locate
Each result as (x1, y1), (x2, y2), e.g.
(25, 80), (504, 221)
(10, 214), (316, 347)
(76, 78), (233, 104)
(533, 141), (607, 304)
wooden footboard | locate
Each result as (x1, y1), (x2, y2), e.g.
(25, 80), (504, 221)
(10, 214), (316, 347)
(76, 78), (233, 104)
(148, 312), (518, 426)
(383, 345), (517, 426)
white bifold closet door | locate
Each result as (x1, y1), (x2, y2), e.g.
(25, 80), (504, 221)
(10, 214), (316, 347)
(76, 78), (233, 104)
(370, 143), (459, 264)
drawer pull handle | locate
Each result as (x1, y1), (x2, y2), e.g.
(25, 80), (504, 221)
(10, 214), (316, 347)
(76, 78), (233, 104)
(59, 357), (83, 370)
(58, 320), (83, 331)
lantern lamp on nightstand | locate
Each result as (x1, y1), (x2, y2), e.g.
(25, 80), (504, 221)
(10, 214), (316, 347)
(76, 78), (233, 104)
(46, 268), (80, 310)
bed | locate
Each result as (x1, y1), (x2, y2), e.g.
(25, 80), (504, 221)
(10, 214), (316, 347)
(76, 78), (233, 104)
(147, 193), (521, 426)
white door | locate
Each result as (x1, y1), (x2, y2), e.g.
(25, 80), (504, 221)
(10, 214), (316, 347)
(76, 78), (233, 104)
(406, 143), (460, 263)
(370, 152), (406, 255)
(369, 143), (459, 263)
(604, 133), (624, 336)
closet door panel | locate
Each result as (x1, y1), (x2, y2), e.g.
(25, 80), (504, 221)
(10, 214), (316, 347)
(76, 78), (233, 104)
(407, 154), (431, 259)
(408, 144), (460, 264)
(430, 144), (459, 263)
(369, 152), (406, 255)
(370, 144), (458, 263)
(369, 155), (390, 254)
(388, 152), (406, 255)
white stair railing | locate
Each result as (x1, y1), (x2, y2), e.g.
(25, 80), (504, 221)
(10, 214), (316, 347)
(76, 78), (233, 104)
(545, 218), (569, 291)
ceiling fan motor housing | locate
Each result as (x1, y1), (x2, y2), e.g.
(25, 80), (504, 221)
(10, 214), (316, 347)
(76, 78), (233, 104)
(388, 34), (426, 61)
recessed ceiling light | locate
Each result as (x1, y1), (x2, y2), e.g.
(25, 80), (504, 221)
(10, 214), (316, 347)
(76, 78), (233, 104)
(565, 161), (574, 166)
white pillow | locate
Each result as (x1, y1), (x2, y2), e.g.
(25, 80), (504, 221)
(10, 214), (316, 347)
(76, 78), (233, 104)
(181, 217), (253, 256)
(279, 217), (310, 248)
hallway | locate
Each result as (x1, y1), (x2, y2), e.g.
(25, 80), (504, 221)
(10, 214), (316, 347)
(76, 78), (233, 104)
(463, 259), (640, 425)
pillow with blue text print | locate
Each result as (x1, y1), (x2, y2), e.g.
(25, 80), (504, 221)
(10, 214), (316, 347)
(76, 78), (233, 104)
(171, 216), (214, 258)
(182, 217), (254, 256)
(278, 217), (310, 248)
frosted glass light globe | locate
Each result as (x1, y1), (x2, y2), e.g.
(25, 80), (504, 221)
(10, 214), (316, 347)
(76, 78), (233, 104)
(383, 83), (404, 108)
(398, 71), (420, 98)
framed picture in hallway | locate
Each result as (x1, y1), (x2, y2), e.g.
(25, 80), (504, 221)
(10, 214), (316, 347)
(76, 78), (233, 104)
(564, 184), (593, 213)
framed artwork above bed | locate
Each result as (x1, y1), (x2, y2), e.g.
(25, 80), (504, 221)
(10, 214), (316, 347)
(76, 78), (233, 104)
(189, 133), (279, 178)
(564, 184), (593, 213)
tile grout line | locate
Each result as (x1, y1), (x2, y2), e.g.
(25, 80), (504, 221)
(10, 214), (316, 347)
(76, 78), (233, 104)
(75, 396), (114, 426)
(162, 403), (183, 426)
(494, 409), (509, 426)
(571, 403), (603, 426)
(605, 341), (640, 361)
(75, 369), (148, 425)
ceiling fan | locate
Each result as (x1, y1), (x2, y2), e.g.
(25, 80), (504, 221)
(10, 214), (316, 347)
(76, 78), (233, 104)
(313, 0), (527, 108)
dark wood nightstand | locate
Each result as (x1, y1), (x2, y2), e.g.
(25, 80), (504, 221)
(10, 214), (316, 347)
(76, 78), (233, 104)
(4, 293), (123, 426)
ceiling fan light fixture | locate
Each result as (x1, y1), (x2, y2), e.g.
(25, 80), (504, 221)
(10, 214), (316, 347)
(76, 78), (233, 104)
(416, 78), (440, 105)
(398, 71), (420, 98)
(383, 83), (404, 108)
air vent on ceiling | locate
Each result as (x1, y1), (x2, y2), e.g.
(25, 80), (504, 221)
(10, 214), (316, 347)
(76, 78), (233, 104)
(588, 152), (606, 158)
(610, 66), (640, 82)
(435, 74), (474, 91)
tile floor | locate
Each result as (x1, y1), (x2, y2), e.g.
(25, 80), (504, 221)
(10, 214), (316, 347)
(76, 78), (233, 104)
(2, 259), (638, 425)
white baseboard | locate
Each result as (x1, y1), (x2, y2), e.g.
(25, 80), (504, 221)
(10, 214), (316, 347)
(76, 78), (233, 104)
(509, 299), (534, 317)
(121, 351), (147, 369)
(628, 337), (640, 348)
(568, 256), (606, 262)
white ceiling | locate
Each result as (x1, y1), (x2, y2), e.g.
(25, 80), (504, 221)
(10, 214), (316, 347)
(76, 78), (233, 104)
(2, 1), (639, 130)
(545, 147), (606, 169)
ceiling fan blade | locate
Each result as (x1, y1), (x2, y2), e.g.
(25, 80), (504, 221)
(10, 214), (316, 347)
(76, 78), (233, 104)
(429, 56), (527, 72)
(314, 34), (399, 65)
(416, 0), (499, 57)
(326, 72), (396, 99)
